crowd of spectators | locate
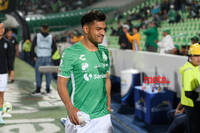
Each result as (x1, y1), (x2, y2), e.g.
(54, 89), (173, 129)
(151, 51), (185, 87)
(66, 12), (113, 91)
(109, 0), (200, 55)
(17, 0), (97, 16)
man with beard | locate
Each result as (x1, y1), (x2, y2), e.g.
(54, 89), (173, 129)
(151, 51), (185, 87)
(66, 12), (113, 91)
(57, 10), (113, 133)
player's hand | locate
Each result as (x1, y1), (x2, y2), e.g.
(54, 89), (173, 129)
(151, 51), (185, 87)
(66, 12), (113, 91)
(68, 106), (80, 125)
(10, 70), (14, 80)
(174, 109), (181, 115)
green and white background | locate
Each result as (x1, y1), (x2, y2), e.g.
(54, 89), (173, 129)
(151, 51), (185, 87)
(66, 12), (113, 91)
(0, 58), (66, 133)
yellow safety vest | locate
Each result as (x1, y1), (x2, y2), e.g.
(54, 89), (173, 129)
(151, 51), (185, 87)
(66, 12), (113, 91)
(52, 50), (61, 60)
(23, 42), (31, 52)
(179, 62), (200, 107)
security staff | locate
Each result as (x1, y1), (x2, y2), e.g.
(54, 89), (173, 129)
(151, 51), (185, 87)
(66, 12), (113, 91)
(0, 23), (13, 124)
(31, 24), (57, 95)
(179, 43), (200, 133)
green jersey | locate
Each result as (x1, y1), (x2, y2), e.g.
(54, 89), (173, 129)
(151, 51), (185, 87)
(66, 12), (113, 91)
(58, 42), (110, 119)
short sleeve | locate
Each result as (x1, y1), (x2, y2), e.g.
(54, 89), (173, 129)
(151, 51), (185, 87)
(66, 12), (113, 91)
(58, 48), (75, 78)
(104, 48), (110, 73)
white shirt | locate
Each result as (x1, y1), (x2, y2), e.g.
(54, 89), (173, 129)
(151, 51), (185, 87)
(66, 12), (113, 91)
(157, 35), (174, 54)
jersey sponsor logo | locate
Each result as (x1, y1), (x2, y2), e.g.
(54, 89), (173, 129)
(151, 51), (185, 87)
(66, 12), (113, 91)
(12, 40), (15, 43)
(102, 51), (107, 61)
(94, 74), (106, 79)
(84, 73), (105, 81)
(81, 63), (88, 71)
(80, 54), (86, 61)
(94, 63), (108, 69)
(83, 73), (92, 81)
(4, 42), (8, 49)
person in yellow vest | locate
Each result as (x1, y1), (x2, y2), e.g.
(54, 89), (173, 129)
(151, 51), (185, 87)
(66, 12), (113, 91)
(123, 27), (140, 51)
(179, 43), (200, 133)
(23, 40), (32, 64)
(52, 49), (61, 66)
(52, 49), (61, 80)
(71, 30), (84, 44)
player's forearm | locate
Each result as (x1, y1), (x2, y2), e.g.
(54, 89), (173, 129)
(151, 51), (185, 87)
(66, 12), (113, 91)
(106, 75), (111, 101)
(57, 77), (73, 111)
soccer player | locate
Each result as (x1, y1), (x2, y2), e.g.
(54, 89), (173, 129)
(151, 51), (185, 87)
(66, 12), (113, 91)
(5, 28), (18, 83)
(57, 10), (113, 133)
(0, 23), (13, 124)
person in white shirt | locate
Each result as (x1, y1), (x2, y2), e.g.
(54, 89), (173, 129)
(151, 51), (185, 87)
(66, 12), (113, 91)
(157, 29), (175, 54)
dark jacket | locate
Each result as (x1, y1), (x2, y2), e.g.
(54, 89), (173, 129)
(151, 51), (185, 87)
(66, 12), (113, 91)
(0, 37), (13, 74)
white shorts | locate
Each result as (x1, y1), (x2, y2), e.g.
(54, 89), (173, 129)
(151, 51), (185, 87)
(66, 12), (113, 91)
(0, 74), (8, 92)
(65, 114), (113, 133)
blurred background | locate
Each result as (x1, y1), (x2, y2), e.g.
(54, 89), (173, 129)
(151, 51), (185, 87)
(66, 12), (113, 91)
(0, 0), (199, 133)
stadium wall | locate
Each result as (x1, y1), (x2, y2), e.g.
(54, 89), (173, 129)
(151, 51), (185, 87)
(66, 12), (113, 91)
(109, 49), (187, 97)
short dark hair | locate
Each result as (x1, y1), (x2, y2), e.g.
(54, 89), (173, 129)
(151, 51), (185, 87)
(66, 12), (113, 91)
(133, 27), (139, 32)
(81, 10), (106, 27)
(42, 24), (49, 30)
(6, 28), (12, 33)
(191, 36), (199, 43)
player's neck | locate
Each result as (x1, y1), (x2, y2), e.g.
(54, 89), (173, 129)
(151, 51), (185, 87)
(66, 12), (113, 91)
(81, 37), (98, 52)
(0, 35), (3, 40)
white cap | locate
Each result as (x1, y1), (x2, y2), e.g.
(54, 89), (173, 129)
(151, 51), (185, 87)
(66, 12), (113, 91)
(170, 5), (174, 8)
(123, 24), (130, 30)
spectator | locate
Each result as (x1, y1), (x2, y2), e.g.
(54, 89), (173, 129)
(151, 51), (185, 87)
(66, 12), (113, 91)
(173, 44), (181, 55)
(151, 3), (160, 15)
(116, 20), (123, 36)
(22, 40), (32, 65)
(175, 11), (181, 23)
(143, 21), (159, 52)
(157, 29), (175, 54)
(52, 48), (61, 80)
(191, 36), (199, 44)
(161, 9), (168, 20)
(71, 30), (84, 44)
(168, 5), (177, 23)
(174, 0), (187, 11)
(180, 45), (189, 56)
(118, 24), (132, 49)
(160, 0), (170, 14)
(5, 29), (18, 83)
(189, 0), (199, 18)
(123, 27), (141, 51)
(31, 24), (57, 95)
